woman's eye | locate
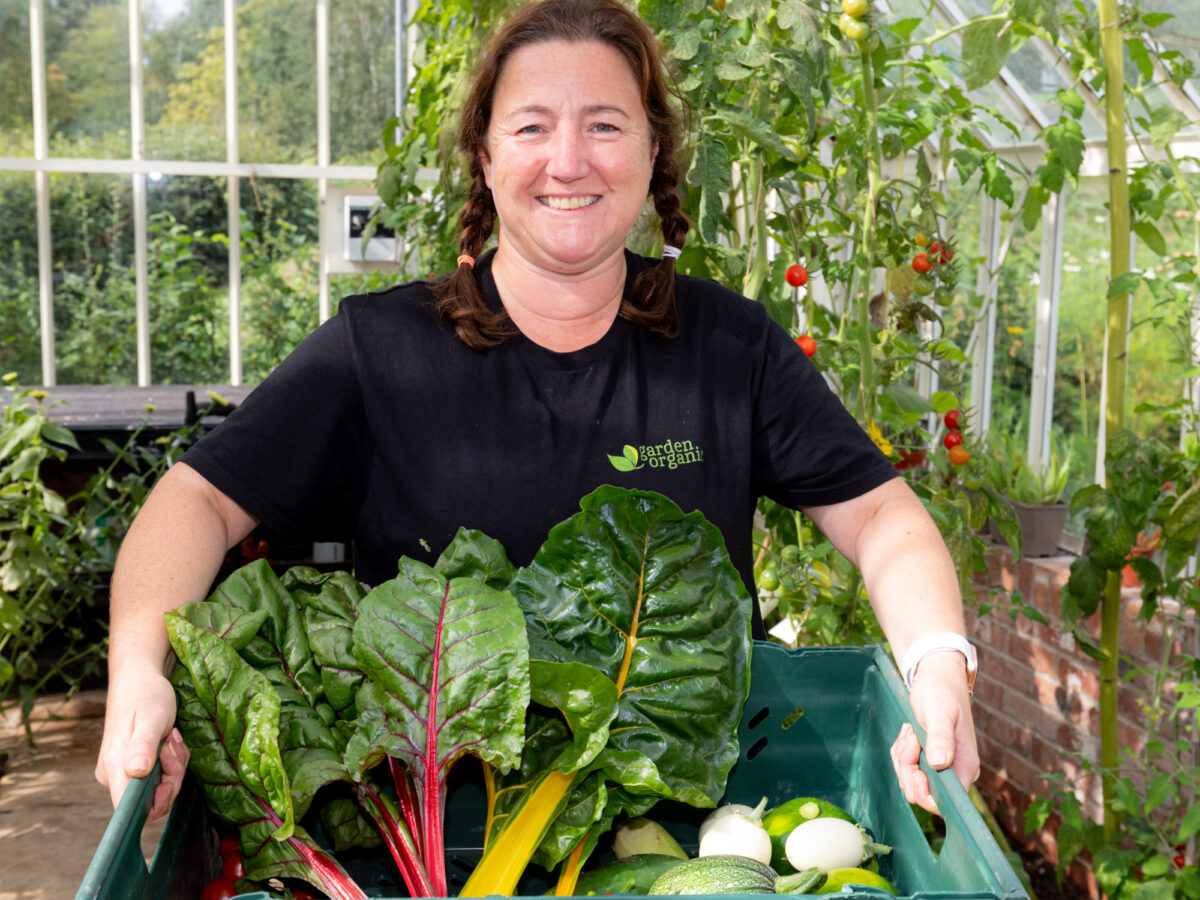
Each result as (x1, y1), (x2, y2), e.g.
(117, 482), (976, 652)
(516, 124), (544, 134)
(592, 123), (618, 133)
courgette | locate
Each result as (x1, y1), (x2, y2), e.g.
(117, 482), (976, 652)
(572, 854), (687, 895)
(647, 855), (825, 895)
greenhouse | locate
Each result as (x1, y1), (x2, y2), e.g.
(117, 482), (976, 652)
(1, 0), (1199, 898)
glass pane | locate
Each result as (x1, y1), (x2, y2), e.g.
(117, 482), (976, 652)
(146, 174), (229, 383)
(238, 0), (315, 164)
(144, 0), (226, 161)
(330, 0), (395, 164)
(1, 0), (35, 155)
(240, 177), (320, 381)
(46, 0), (131, 155)
(53, 173), (137, 384)
(0, 172), (42, 381)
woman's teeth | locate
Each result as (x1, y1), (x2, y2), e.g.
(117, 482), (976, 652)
(539, 195), (600, 210)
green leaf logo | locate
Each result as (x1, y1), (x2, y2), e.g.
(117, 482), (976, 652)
(607, 444), (642, 473)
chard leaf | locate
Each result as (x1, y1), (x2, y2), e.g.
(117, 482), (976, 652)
(285, 567), (369, 721)
(173, 601), (269, 651)
(434, 527), (517, 589)
(347, 557), (530, 785)
(510, 486), (753, 809)
(167, 614), (295, 852)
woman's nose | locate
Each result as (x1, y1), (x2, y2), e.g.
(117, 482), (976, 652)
(545, 128), (589, 181)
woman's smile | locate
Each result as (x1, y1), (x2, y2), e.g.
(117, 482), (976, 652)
(538, 195), (601, 210)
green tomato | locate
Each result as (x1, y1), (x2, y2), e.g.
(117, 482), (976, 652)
(914, 274), (937, 297)
(934, 287), (955, 307)
(841, 0), (869, 17)
(780, 544), (802, 564)
(758, 567), (780, 592)
(838, 14), (870, 42)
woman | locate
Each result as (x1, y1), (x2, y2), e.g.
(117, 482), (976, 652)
(96, 0), (978, 825)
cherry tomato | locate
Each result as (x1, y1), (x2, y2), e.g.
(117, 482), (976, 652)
(781, 544), (802, 564)
(785, 264), (809, 287)
(943, 431), (964, 450)
(200, 877), (239, 900)
(221, 854), (244, 880)
(913, 274), (936, 296)
(1175, 854), (1187, 868)
(929, 241), (954, 264)
(911, 252), (932, 274)
(934, 287), (954, 307)
(944, 409), (962, 430)
(218, 836), (239, 859)
(795, 334), (817, 357)
(758, 567), (780, 592)
(841, 0), (869, 17)
(838, 13), (870, 41)
(914, 231), (931, 247)
(948, 445), (970, 466)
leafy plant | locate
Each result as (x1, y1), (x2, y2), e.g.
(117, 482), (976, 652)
(979, 429), (1072, 506)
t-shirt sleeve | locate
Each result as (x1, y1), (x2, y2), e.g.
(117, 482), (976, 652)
(181, 307), (372, 541)
(750, 316), (898, 509)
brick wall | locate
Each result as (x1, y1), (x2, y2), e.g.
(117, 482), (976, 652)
(968, 546), (1197, 895)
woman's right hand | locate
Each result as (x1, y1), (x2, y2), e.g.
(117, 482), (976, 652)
(95, 664), (190, 820)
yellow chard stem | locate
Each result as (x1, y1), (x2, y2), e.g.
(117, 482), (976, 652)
(459, 769), (576, 897)
(554, 834), (589, 897)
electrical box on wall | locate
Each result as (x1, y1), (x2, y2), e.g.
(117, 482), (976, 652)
(321, 185), (401, 274)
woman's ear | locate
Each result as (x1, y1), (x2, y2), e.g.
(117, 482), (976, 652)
(480, 149), (493, 189)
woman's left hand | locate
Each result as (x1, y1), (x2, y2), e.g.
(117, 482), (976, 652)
(889, 651), (979, 815)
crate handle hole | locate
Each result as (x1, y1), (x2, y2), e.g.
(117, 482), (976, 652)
(745, 736), (769, 761)
(747, 706), (770, 730)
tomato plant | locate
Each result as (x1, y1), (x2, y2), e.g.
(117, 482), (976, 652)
(758, 567), (780, 592)
(911, 252), (931, 274)
(943, 409), (961, 431)
(943, 431), (964, 449)
(947, 446), (970, 466)
(837, 13), (869, 42)
(795, 334), (817, 357)
(840, 0), (868, 17)
(785, 264), (808, 287)
(928, 241), (954, 264)
(199, 878), (239, 900)
(913, 274), (936, 297)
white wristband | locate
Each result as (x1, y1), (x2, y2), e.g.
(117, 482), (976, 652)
(900, 632), (978, 694)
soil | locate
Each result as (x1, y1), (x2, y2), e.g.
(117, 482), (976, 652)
(1000, 819), (1094, 900)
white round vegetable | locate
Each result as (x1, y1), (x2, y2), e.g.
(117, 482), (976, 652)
(697, 802), (761, 841)
(784, 817), (866, 871)
(697, 813), (773, 865)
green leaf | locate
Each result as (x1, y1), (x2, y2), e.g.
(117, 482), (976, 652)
(434, 527), (517, 589)
(689, 140), (733, 245)
(1164, 480), (1200, 545)
(962, 19), (1012, 90)
(930, 390), (960, 415)
(669, 27), (702, 61)
(1145, 773), (1171, 812)
(708, 102), (798, 161)
(884, 383), (935, 416)
(609, 454), (636, 472)
(509, 486), (752, 809)
(39, 422), (80, 451)
(983, 155), (1015, 206)
(890, 17), (922, 39)
(1108, 270), (1144, 299)
(284, 567), (369, 721)
(1055, 88), (1085, 119)
(1133, 221), (1168, 256)
(1141, 855), (1170, 878)
(347, 558), (530, 782)
(1177, 803), (1200, 841)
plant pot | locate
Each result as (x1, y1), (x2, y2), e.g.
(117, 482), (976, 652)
(1009, 500), (1068, 557)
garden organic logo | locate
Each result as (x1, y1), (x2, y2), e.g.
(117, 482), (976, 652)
(607, 439), (704, 473)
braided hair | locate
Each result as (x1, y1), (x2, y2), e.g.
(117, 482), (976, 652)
(431, 0), (689, 350)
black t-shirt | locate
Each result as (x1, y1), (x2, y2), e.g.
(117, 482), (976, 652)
(183, 250), (898, 637)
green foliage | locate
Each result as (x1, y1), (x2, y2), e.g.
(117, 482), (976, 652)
(980, 428), (1071, 506)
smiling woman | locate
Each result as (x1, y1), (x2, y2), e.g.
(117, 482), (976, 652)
(96, 0), (979, 844)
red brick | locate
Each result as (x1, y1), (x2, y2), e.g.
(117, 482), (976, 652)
(973, 672), (1005, 709)
(1058, 656), (1100, 699)
(1005, 691), (1069, 742)
(975, 705), (1032, 756)
(1118, 719), (1147, 755)
(1001, 746), (1048, 795)
(1117, 683), (1147, 722)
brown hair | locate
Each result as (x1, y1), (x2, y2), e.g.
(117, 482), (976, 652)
(432, 0), (689, 350)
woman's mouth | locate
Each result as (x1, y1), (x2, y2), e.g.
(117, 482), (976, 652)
(538, 195), (600, 210)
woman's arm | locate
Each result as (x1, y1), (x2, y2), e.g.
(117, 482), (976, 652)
(804, 476), (979, 814)
(94, 461), (258, 820)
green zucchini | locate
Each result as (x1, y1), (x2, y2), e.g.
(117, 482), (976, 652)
(647, 855), (826, 895)
(572, 854), (689, 896)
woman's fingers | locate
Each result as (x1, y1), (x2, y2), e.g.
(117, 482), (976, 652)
(890, 722), (939, 814)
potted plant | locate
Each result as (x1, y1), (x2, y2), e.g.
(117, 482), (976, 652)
(981, 431), (1072, 557)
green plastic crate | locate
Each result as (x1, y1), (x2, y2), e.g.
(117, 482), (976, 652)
(77, 643), (1029, 900)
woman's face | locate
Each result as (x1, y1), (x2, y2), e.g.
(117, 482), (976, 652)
(481, 39), (658, 276)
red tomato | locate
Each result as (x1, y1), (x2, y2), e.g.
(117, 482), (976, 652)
(948, 445), (970, 466)
(200, 877), (239, 900)
(1176, 854), (1187, 868)
(785, 264), (809, 287)
(944, 408), (962, 430)
(218, 836), (239, 859)
(911, 252), (932, 273)
(943, 431), (964, 449)
(795, 334), (817, 357)
(221, 854), (244, 880)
